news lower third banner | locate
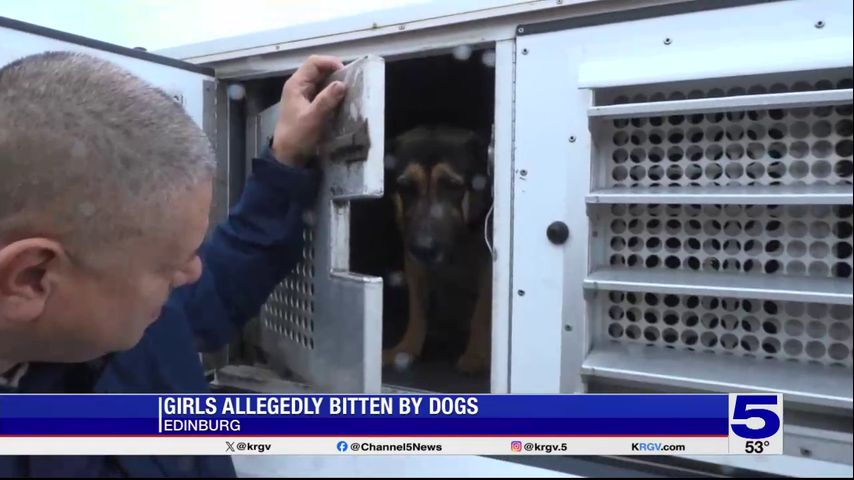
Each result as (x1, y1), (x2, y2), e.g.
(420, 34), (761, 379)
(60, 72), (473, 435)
(0, 393), (782, 456)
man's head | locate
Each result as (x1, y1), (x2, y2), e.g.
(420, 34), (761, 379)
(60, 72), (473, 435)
(0, 52), (214, 363)
(390, 126), (490, 266)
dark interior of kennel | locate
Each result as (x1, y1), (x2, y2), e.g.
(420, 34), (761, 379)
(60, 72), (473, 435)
(238, 49), (496, 392)
(350, 49), (496, 392)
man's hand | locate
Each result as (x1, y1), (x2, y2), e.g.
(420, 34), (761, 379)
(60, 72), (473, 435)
(272, 55), (346, 167)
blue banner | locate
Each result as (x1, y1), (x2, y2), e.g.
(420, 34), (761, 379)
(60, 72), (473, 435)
(0, 394), (730, 436)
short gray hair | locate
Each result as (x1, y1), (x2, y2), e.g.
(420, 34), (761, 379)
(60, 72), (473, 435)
(0, 52), (215, 256)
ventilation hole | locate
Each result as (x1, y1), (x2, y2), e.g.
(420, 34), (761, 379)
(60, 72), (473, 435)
(649, 129), (664, 145)
(725, 124), (744, 141)
(726, 109), (746, 121)
(834, 221), (854, 239)
(831, 241), (852, 259)
(784, 339), (803, 356)
(667, 146), (684, 163)
(836, 160), (854, 178)
(828, 344), (850, 361)
(716, 314), (737, 332)
(719, 333), (738, 350)
(700, 312), (719, 329)
(767, 122), (787, 140)
(626, 325), (641, 340)
(808, 261), (829, 276)
(791, 107), (812, 119)
(788, 260), (806, 275)
(610, 237), (626, 251)
(833, 262), (852, 278)
(725, 144), (744, 161)
(706, 112), (724, 123)
(681, 329), (698, 345)
(738, 316), (759, 333)
(812, 140), (833, 159)
(703, 257), (721, 271)
(701, 332), (718, 348)
(644, 309), (659, 324)
(703, 220), (721, 236)
(705, 163), (723, 179)
(684, 220), (701, 237)
(811, 221), (831, 240)
(786, 160), (808, 179)
(630, 118), (647, 128)
(812, 160), (832, 178)
(626, 292), (639, 304)
(837, 119), (853, 137)
(667, 128), (684, 143)
(829, 322), (852, 341)
(790, 141), (809, 159)
(662, 328), (678, 344)
(814, 106), (833, 118)
(806, 341), (826, 359)
(747, 110), (766, 121)
(630, 165), (646, 180)
(610, 219), (627, 234)
(612, 166), (628, 181)
(686, 145), (704, 161)
(626, 308), (640, 322)
(648, 165), (664, 181)
(764, 258), (783, 273)
(746, 161), (765, 179)
(746, 142), (766, 160)
(703, 238), (721, 255)
(762, 338), (781, 354)
(629, 147), (646, 163)
(664, 237), (682, 252)
(608, 291), (624, 303)
(811, 119), (832, 138)
(666, 220), (682, 235)
(629, 219), (644, 234)
(608, 323), (624, 339)
(649, 147), (664, 163)
(765, 239), (784, 257)
(761, 301), (779, 316)
(746, 122), (766, 140)
(723, 220), (742, 237)
(627, 254), (642, 267)
(708, 124), (726, 142)
(644, 237), (661, 253)
(837, 139), (853, 158)
(685, 164), (703, 180)
(768, 142), (787, 160)
(767, 220), (784, 237)
(644, 293), (660, 306)
(741, 335), (760, 352)
(614, 118), (630, 128)
(769, 109), (786, 120)
(612, 149), (629, 164)
(664, 256), (680, 269)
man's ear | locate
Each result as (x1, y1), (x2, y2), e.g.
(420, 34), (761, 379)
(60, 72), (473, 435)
(0, 238), (63, 324)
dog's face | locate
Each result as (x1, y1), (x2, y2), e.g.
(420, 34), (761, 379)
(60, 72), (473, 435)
(390, 126), (490, 266)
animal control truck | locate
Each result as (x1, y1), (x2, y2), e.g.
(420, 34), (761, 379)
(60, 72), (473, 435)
(1, 0), (851, 476)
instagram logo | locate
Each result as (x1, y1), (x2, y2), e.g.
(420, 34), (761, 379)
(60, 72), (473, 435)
(511, 441), (522, 452)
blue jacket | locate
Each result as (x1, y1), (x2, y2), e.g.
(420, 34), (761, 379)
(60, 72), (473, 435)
(0, 147), (317, 477)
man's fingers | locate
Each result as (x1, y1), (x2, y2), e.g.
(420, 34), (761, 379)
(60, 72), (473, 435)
(291, 55), (344, 85)
(308, 81), (346, 119)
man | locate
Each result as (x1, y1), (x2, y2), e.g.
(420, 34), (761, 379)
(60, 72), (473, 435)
(0, 51), (346, 476)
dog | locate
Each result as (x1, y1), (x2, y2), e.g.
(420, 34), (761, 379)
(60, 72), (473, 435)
(382, 125), (493, 376)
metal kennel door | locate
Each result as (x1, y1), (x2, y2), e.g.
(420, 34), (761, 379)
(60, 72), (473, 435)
(256, 55), (385, 393)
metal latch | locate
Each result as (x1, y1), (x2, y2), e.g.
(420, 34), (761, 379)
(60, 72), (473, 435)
(323, 120), (370, 163)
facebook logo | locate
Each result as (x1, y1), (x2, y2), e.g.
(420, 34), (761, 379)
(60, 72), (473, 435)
(336, 441), (348, 452)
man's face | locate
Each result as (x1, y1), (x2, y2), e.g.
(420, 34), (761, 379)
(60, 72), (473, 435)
(36, 180), (212, 362)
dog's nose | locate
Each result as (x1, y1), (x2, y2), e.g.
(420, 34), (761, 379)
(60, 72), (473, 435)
(409, 237), (441, 263)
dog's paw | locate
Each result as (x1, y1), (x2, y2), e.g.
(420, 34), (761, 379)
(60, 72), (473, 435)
(455, 352), (489, 376)
(383, 349), (417, 371)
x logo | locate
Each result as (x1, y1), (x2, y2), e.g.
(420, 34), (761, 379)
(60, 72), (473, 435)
(225, 441), (235, 452)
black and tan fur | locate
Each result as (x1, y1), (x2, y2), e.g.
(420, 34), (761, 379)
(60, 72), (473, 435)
(382, 125), (492, 375)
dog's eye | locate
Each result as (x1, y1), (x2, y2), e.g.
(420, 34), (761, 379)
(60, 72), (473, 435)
(437, 176), (464, 191)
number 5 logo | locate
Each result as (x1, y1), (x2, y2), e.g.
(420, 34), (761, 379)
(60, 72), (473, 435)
(730, 395), (781, 439)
